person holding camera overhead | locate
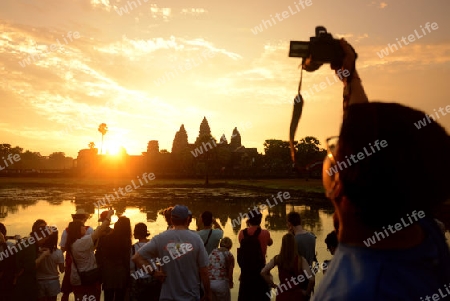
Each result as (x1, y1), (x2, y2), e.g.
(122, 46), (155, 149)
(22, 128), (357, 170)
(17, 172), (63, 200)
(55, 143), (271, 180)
(66, 209), (114, 301)
(302, 36), (450, 300)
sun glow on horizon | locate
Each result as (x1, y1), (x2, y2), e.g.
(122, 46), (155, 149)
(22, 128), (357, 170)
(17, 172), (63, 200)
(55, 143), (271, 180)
(102, 135), (128, 156)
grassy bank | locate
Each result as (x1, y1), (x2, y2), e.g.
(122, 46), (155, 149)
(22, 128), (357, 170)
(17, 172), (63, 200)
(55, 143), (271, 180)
(0, 177), (325, 196)
(3, 176), (448, 202)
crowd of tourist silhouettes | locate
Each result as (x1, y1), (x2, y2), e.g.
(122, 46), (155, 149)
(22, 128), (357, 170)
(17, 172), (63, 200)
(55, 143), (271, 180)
(0, 204), (330, 301)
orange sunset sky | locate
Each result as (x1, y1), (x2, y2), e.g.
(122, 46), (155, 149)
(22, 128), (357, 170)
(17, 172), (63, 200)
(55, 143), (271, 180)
(1, 0), (449, 157)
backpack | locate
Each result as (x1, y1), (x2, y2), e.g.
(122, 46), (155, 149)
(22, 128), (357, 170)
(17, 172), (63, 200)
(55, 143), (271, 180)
(237, 227), (265, 272)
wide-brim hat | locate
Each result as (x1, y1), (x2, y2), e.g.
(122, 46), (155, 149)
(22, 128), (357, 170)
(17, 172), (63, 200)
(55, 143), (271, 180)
(72, 208), (90, 219)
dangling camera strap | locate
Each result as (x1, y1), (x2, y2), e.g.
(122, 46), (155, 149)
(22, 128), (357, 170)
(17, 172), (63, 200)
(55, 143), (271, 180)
(297, 63), (303, 95)
(289, 66), (305, 169)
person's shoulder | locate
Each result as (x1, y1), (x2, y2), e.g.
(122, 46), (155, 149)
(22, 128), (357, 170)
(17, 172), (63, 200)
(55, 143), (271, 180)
(313, 248), (378, 301)
(186, 230), (205, 242)
(213, 229), (223, 236)
(306, 231), (316, 238)
(196, 229), (206, 235)
(53, 249), (64, 260)
(77, 234), (93, 246)
(296, 231), (316, 240)
(260, 228), (271, 237)
(261, 228), (270, 234)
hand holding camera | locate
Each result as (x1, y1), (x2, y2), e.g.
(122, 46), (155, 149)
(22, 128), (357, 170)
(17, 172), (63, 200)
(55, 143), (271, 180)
(289, 26), (357, 73)
(288, 26), (367, 168)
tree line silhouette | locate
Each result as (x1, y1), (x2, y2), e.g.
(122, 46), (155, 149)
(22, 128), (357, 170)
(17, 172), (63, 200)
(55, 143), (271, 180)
(0, 135), (326, 179)
(1, 120), (328, 178)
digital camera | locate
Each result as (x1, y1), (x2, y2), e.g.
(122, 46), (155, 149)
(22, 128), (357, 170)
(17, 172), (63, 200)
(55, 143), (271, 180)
(289, 26), (346, 72)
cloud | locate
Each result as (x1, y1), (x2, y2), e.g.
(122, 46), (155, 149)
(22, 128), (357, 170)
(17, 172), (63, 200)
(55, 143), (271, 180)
(180, 8), (208, 16)
(356, 43), (450, 72)
(90, 0), (112, 12)
(95, 35), (184, 56)
(149, 4), (172, 20)
(181, 38), (242, 60)
(370, 1), (388, 9)
(355, 33), (369, 42)
(0, 19), (248, 154)
(335, 33), (354, 39)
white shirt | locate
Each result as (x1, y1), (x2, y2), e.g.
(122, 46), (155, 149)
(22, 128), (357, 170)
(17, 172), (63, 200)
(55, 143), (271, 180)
(70, 235), (97, 286)
(60, 226), (94, 248)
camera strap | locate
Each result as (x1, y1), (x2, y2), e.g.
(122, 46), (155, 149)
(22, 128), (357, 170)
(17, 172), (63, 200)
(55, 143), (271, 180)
(289, 66), (304, 168)
(297, 63), (303, 94)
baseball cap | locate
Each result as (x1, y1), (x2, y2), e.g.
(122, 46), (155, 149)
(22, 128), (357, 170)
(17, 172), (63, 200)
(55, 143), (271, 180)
(98, 211), (109, 222)
(171, 205), (192, 221)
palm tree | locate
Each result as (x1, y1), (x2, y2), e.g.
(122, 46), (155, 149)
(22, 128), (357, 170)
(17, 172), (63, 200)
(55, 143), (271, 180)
(98, 123), (108, 154)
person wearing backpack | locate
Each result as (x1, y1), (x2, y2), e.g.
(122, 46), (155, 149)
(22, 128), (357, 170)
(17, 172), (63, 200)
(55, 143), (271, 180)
(237, 209), (273, 301)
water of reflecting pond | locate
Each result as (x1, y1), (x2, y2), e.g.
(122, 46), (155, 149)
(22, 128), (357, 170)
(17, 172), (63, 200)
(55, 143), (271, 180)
(0, 187), (335, 301)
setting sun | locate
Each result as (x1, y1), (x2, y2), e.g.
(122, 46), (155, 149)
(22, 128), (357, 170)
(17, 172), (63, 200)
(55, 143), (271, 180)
(105, 142), (124, 155)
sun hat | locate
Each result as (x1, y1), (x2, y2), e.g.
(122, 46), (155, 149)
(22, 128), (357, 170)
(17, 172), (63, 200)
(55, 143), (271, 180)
(72, 208), (90, 219)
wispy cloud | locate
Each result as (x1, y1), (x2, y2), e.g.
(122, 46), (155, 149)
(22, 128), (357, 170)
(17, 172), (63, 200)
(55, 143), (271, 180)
(370, 1), (388, 9)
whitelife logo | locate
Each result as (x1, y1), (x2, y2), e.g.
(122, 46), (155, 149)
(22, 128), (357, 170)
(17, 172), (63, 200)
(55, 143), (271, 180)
(325, 140), (388, 177)
(93, 172), (155, 208)
(18, 31), (80, 68)
(251, 0), (313, 35)
(295, 69), (350, 102)
(376, 22), (439, 59)
(0, 153), (21, 171)
(153, 50), (215, 86)
(414, 104), (450, 130)
(0, 226), (57, 261)
(115, 0), (150, 16)
(363, 210), (425, 247)
(131, 242), (193, 280)
(230, 192), (291, 228)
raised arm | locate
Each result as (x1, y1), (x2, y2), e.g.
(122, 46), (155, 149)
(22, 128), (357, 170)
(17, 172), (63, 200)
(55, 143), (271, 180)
(337, 39), (369, 118)
(212, 218), (223, 231)
(91, 209), (114, 242)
